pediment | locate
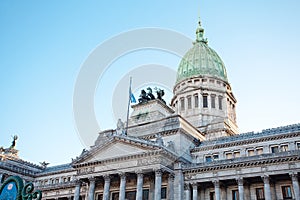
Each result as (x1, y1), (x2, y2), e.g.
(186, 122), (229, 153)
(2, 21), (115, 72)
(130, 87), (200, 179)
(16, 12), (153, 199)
(78, 139), (158, 164)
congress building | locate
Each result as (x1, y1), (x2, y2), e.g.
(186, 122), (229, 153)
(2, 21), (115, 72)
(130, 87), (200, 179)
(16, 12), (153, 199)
(1, 19), (300, 200)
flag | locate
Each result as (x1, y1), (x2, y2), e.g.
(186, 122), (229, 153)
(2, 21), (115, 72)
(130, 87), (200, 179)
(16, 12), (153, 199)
(130, 88), (136, 103)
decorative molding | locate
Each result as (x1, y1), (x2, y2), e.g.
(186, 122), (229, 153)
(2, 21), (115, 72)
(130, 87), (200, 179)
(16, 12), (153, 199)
(184, 151), (300, 174)
(192, 124), (300, 152)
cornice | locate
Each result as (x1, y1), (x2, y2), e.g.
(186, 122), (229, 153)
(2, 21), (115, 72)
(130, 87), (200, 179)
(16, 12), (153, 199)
(184, 150), (300, 174)
(73, 148), (178, 169)
(192, 130), (300, 152)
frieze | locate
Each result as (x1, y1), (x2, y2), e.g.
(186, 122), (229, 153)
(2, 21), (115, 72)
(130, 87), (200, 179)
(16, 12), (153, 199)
(77, 167), (95, 175)
(137, 157), (161, 166)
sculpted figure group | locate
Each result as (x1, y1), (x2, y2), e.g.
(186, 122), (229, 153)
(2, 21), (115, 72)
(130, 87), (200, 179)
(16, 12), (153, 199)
(138, 87), (166, 104)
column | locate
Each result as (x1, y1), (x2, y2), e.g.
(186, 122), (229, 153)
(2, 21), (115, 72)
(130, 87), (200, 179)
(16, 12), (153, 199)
(136, 172), (144, 200)
(213, 180), (220, 200)
(168, 174), (175, 200)
(88, 177), (96, 200)
(103, 175), (111, 200)
(119, 173), (126, 200)
(184, 183), (191, 200)
(237, 177), (244, 200)
(74, 179), (81, 200)
(262, 176), (271, 200)
(291, 173), (300, 200)
(154, 170), (162, 200)
(192, 183), (198, 200)
(174, 162), (184, 200)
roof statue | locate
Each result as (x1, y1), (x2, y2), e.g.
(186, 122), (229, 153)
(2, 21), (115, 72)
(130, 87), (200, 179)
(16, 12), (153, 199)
(10, 135), (18, 149)
(116, 118), (125, 135)
(137, 86), (166, 104)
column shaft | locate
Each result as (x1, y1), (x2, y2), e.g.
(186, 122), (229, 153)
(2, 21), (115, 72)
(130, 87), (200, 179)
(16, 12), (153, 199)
(154, 170), (162, 200)
(174, 163), (184, 200)
(184, 184), (191, 200)
(74, 181), (81, 200)
(119, 174), (126, 200)
(214, 180), (220, 200)
(237, 178), (244, 200)
(103, 176), (111, 200)
(192, 183), (198, 200)
(168, 174), (174, 200)
(88, 178), (96, 200)
(291, 173), (300, 200)
(136, 173), (144, 200)
(262, 176), (271, 200)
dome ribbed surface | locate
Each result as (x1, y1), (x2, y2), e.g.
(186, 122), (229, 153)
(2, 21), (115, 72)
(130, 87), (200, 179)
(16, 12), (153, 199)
(176, 22), (228, 83)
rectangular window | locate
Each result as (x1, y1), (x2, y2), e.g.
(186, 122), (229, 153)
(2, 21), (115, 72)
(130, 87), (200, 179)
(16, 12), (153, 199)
(256, 188), (265, 200)
(203, 95), (208, 108)
(232, 190), (239, 200)
(143, 189), (149, 200)
(282, 186), (292, 199)
(256, 148), (263, 155)
(218, 96), (223, 110)
(234, 152), (240, 158)
(96, 194), (103, 200)
(297, 142), (300, 150)
(180, 98), (185, 111)
(210, 192), (215, 200)
(213, 154), (219, 160)
(226, 153), (233, 159)
(271, 146), (279, 153)
(125, 191), (136, 200)
(194, 95), (199, 108)
(112, 192), (119, 200)
(248, 149), (255, 156)
(211, 95), (216, 108)
(161, 187), (167, 199)
(205, 156), (212, 163)
(281, 145), (288, 152)
(187, 96), (192, 109)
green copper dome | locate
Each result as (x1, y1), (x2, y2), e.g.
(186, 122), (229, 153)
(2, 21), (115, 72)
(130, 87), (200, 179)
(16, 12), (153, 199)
(176, 21), (228, 83)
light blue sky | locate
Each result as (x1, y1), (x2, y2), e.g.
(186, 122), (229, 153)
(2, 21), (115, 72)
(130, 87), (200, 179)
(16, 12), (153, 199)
(1, 1), (300, 165)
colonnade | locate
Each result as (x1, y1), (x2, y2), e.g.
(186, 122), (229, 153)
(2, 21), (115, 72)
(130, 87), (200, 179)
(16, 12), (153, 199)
(74, 170), (174, 200)
(184, 174), (300, 200)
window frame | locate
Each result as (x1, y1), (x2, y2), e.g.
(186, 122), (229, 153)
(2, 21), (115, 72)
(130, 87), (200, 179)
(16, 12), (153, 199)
(203, 94), (208, 108)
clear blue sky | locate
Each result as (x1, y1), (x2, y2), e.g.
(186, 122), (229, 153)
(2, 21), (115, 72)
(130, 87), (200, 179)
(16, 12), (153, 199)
(1, 1), (300, 166)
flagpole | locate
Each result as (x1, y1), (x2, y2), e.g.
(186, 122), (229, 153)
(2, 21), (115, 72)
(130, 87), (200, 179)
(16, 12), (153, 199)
(125, 77), (132, 135)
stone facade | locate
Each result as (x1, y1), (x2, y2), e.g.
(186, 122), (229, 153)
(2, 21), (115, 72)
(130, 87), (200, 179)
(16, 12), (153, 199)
(1, 19), (300, 200)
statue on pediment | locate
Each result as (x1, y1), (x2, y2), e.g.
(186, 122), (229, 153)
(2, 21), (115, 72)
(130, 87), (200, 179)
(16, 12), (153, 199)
(116, 119), (125, 135)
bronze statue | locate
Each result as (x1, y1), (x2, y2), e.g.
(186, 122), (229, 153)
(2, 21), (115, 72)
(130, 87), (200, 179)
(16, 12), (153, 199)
(137, 87), (166, 104)
(138, 89), (150, 103)
(10, 135), (18, 149)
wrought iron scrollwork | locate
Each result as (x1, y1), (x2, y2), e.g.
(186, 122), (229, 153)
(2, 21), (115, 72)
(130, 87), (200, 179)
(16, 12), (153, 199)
(21, 183), (42, 200)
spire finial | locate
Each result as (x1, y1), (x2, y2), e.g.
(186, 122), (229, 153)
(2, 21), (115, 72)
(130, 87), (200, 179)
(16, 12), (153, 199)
(195, 17), (207, 44)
